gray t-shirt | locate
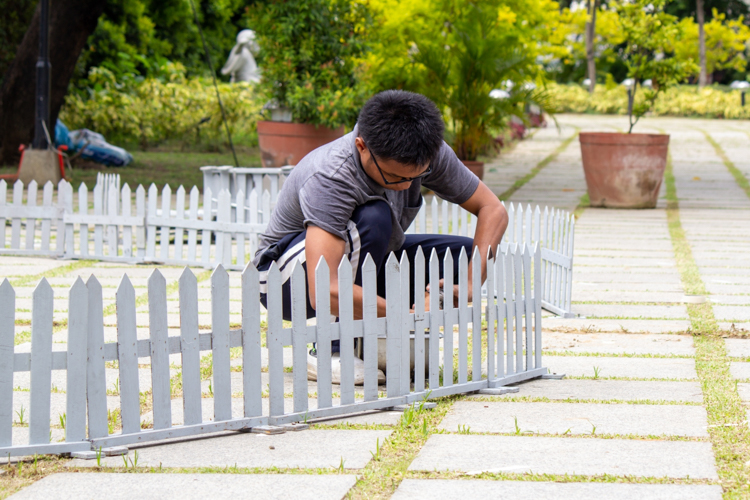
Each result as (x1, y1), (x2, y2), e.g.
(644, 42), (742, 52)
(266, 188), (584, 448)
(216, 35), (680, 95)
(253, 125), (480, 265)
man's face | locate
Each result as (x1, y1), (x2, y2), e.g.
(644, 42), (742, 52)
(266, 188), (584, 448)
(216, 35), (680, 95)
(355, 137), (430, 192)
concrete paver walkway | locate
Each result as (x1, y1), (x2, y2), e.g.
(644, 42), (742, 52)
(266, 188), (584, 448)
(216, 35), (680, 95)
(4, 114), (750, 498)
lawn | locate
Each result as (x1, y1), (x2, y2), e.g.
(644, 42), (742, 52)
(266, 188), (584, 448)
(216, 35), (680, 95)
(0, 148), (262, 192)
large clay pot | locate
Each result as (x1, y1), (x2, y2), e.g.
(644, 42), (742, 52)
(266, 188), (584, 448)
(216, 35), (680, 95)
(257, 121), (345, 168)
(579, 132), (669, 209)
(461, 160), (484, 181)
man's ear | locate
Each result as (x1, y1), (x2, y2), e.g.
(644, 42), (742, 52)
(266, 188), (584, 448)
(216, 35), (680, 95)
(354, 136), (366, 153)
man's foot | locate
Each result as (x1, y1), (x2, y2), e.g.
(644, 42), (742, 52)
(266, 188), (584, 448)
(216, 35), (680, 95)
(307, 348), (385, 385)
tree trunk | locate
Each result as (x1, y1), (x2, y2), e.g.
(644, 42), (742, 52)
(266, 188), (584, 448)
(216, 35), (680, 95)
(0, 0), (104, 165)
(585, 0), (599, 94)
(697, 0), (707, 88)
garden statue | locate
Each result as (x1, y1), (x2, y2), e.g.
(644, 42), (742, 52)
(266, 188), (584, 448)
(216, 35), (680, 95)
(221, 29), (261, 83)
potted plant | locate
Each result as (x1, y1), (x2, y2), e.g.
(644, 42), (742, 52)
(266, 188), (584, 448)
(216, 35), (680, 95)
(579, 0), (696, 208)
(248, 0), (367, 167)
(400, 0), (551, 179)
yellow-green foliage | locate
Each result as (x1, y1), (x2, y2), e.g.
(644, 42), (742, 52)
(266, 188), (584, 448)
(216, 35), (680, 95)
(674, 12), (750, 77)
(60, 67), (263, 149)
(549, 82), (750, 119)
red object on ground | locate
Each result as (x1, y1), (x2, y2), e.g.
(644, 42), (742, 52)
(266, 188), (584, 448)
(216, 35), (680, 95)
(257, 121), (345, 168)
(579, 132), (669, 209)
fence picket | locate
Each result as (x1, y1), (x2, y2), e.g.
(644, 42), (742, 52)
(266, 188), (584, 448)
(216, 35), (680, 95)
(457, 247), (469, 385)
(505, 203), (514, 247)
(217, 190), (232, 266)
(174, 186), (186, 261)
(290, 262), (309, 414)
(523, 244), (533, 371)
(399, 252), (411, 396)
(107, 180), (119, 257)
(495, 245), (505, 378)
(200, 187), (212, 266)
(266, 262), (284, 416)
(116, 275), (141, 435)
(93, 183), (103, 256)
(315, 258), (333, 409)
(443, 249), (454, 387)
(471, 247), (482, 381)
(339, 257), (356, 404)
(159, 185), (172, 260)
(505, 247), (514, 374)
(0, 180), (6, 248)
(24, 181), (37, 250)
(57, 181), (70, 255)
(0, 280), (14, 446)
(428, 249), (441, 389)
(235, 189), (246, 267)
(361, 254), (379, 401)
(136, 185), (146, 259)
(241, 262), (262, 417)
(187, 187), (199, 263)
(413, 247), (426, 393)
(29, 278), (53, 444)
(122, 184), (133, 258)
(211, 265), (231, 421)
(486, 250), (496, 381)
(179, 268), (202, 426)
(40, 182), (53, 251)
(534, 243), (543, 368)
(146, 184), (157, 259)
(514, 244), (524, 374)
(66, 278), (88, 442)
(86, 276), (108, 439)
(148, 270), (172, 429)
(385, 253), (401, 398)
(566, 216), (575, 313)
(11, 181), (23, 249)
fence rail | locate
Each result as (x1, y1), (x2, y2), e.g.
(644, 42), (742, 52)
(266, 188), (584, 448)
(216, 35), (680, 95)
(0, 175), (574, 316)
(0, 243), (546, 457)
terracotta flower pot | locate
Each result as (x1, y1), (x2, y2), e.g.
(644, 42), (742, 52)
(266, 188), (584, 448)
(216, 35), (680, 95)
(461, 160), (484, 181)
(579, 132), (669, 209)
(257, 121), (345, 168)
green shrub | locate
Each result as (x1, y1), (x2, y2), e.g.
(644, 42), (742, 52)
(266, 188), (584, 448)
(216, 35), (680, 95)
(549, 82), (750, 120)
(59, 66), (263, 150)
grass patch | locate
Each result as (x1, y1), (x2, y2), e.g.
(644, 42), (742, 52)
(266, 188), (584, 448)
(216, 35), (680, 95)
(0, 149), (262, 193)
(664, 151), (750, 496)
(701, 130), (750, 201)
(497, 128), (580, 201)
(8, 260), (96, 288)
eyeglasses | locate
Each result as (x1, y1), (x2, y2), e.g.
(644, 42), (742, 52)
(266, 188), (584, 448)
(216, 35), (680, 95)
(367, 146), (432, 185)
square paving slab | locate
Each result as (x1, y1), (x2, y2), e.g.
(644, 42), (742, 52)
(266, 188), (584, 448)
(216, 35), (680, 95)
(730, 362), (750, 380)
(69, 429), (390, 469)
(725, 339), (750, 358)
(408, 434), (717, 479)
(9, 473), (357, 500)
(541, 332), (694, 355)
(544, 356), (696, 379)
(484, 379), (703, 403)
(438, 402), (708, 437)
(392, 479), (722, 500)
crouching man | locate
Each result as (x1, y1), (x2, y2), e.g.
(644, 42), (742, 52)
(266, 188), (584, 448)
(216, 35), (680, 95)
(254, 90), (508, 384)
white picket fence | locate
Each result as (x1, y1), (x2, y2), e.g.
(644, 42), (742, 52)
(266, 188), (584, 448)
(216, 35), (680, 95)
(0, 244), (547, 457)
(0, 175), (574, 316)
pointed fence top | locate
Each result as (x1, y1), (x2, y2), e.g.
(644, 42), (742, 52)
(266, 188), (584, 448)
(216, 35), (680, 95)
(70, 276), (87, 295)
(338, 254), (353, 274)
(179, 266), (197, 285)
(86, 274), (102, 292)
(242, 260), (258, 276)
(117, 274), (135, 295)
(362, 253), (376, 273)
(34, 277), (52, 297)
(212, 263), (228, 281)
(385, 252), (400, 271)
(149, 268), (166, 287)
(316, 255), (329, 274)
(0, 278), (13, 295)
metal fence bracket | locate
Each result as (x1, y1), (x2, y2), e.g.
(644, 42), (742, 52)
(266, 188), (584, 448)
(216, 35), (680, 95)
(250, 425), (286, 435)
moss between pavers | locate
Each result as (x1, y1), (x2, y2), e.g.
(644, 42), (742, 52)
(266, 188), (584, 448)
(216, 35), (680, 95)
(665, 150), (750, 497)
(701, 130), (750, 202)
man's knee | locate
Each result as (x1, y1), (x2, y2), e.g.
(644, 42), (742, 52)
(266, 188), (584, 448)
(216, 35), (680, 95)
(351, 200), (392, 250)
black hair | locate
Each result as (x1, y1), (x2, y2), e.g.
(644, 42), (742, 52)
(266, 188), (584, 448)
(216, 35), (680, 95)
(357, 90), (444, 167)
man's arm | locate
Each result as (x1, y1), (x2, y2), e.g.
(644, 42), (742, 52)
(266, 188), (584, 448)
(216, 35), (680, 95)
(460, 182), (508, 297)
(305, 225), (387, 319)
